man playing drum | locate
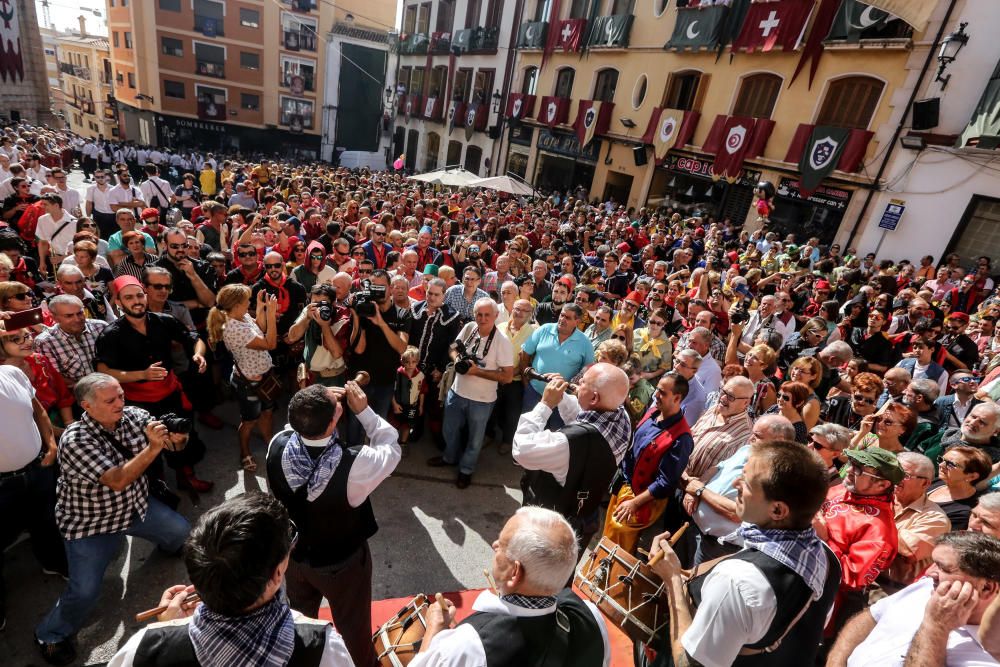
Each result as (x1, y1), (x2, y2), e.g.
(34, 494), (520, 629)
(411, 507), (610, 667)
(512, 363), (632, 553)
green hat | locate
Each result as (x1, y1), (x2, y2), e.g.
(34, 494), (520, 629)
(423, 264), (439, 276)
(843, 447), (904, 484)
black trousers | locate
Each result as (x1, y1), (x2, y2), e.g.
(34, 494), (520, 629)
(131, 390), (206, 473)
(93, 210), (118, 239)
(284, 542), (377, 667)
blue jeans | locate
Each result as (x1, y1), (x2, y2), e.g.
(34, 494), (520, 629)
(36, 498), (190, 643)
(442, 389), (495, 475)
(346, 383), (394, 444)
(521, 385), (565, 430)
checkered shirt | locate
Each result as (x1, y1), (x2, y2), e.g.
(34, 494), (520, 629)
(34, 319), (107, 385)
(444, 284), (490, 321)
(56, 406), (152, 540)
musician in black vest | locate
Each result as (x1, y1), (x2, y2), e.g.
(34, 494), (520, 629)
(513, 362), (632, 553)
(107, 493), (353, 667)
(644, 439), (842, 667)
(266, 381), (401, 667)
(412, 506), (610, 667)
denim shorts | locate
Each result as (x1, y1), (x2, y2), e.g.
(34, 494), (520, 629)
(231, 371), (276, 421)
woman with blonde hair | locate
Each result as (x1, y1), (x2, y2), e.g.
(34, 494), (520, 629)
(207, 284), (278, 473)
(610, 323), (634, 356)
(787, 355), (823, 429)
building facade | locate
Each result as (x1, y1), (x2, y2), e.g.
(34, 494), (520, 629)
(52, 19), (117, 140)
(500, 0), (944, 248)
(105, 0), (394, 158)
(392, 0), (520, 176)
(0, 0), (55, 124)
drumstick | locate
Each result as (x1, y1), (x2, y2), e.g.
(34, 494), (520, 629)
(435, 592), (448, 612)
(648, 522), (689, 567)
(135, 593), (201, 623)
(483, 568), (498, 593)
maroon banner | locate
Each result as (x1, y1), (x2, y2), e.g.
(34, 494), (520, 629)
(837, 129), (875, 172)
(642, 107), (665, 145)
(784, 123), (815, 162)
(574, 100), (613, 147)
(789, 0), (840, 88)
(538, 96), (570, 127)
(675, 110), (700, 150)
(506, 93), (536, 119)
(701, 114), (729, 155)
(732, 0), (814, 52)
(542, 0), (563, 67)
(710, 116), (756, 181)
(745, 118), (775, 158)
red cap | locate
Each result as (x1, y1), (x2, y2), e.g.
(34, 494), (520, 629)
(616, 242), (631, 253)
(814, 279), (831, 290)
(624, 290), (644, 305)
(947, 312), (970, 324)
(556, 276), (575, 290)
(141, 208), (160, 220)
(111, 275), (144, 296)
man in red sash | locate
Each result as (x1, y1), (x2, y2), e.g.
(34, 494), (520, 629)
(603, 371), (693, 553)
(94, 276), (213, 492)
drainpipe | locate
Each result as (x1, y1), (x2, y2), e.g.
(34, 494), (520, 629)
(844, 0), (959, 250)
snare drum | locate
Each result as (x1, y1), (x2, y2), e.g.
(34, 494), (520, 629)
(372, 594), (429, 667)
(575, 537), (669, 644)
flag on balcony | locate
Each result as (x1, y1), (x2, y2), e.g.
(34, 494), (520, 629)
(465, 101), (480, 140)
(797, 125), (850, 195)
(586, 14), (634, 49)
(665, 5), (727, 50)
(789, 0), (840, 89)
(404, 96), (414, 119)
(447, 100), (464, 135)
(538, 96), (569, 127)
(0, 0), (24, 83)
(424, 97), (437, 120)
(506, 93), (535, 119)
(452, 29), (473, 52)
(828, 0), (893, 43)
(959, 59), (1000, 148)
(710, 116), (756, 182)
(862, 0), (933, 31)
(644, 107), (687, 161)
(731, 0), (814, 52)
(574, 100), (612, 149)
(555, 19), (587, 52)
(518, 21), (547, 48)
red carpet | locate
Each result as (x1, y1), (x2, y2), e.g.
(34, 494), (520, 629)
(319, 588), (635, 665)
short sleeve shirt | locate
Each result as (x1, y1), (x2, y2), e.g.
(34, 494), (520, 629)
(521, 323), (596, 394)
(451, 322), (514, 403)
(224, 314), (274, 378)
(0, 366), (42, 471)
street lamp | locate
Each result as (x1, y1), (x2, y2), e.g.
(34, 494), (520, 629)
(491, 90), (502, 113)
(935, 22), (969, 90)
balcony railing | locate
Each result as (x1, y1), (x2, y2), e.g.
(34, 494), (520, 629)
(60, 62), (91, 80)
(452, 26), (500, 53)
(399, 33), (429, 55)
(198, 100), (227, 120)
(81, 100), (95, 115)
(281, 113), (314, 130)
(430, 32), (451, 54)
(194, 16), (224, 37)
(196, 61), (225, 78)
(283, 30), (317, 52)
(283, 72), (315, 92)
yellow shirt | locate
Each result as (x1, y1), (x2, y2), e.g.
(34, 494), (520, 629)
(200, 170), (216, 195)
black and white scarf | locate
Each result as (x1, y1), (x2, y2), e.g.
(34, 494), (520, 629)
(188, 596), (294, 667)
(281, 432), (342, 502)
(576, 405), (632, 463)
(501, 593), (557, 610)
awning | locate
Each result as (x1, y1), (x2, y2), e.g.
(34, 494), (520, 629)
(959, 59), (1000, 149)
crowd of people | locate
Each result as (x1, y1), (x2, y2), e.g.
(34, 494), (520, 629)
(2, 120), (1000, 667)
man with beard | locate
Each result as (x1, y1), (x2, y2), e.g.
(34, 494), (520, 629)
(153, 228), (217, 328)
(534, 278), (572, 326)
(924, 402), (1000, 467)
(409, 278), (462, 444)
(94, 276), (212, 492)
(225, 242), (263, 286)
(251, 251), (307, 354)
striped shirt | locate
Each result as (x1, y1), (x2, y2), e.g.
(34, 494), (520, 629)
(685, 408), (753, 479)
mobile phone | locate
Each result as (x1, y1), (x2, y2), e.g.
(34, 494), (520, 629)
(4, 306), (44, 330)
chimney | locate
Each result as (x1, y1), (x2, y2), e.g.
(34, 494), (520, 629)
(78, 15), (87, 37)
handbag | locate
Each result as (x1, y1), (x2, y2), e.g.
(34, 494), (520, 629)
(233, 356), (283, 403)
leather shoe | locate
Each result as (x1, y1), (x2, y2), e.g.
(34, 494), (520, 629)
(35, 633), (76, 666)
(427, 456), (453, 467)
(177, 466), (215, 493)
(456, 473), (472, 489)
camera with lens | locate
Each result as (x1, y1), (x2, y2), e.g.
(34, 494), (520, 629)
(452, 339), (483, 375)
(317, 301), (334, 322)
(353, 279), (387, 317)
(159, 412), (192, 434)
(730, 306), (751, 326)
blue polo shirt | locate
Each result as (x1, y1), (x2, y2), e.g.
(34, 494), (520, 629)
(522, 323), (595, 394)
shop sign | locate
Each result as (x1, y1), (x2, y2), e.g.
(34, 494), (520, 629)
(169, 117), (226, 134)
(537, 129), (601, 162)
(777, 177), (851, 211)
(509, 124), (534, 147)
(662, 153), (760, 187)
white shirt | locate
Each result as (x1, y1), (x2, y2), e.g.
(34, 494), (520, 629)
(57, 186), (82, 215)
(106, 613), (352, 667)
(409, 590), (610, 667)
(681, 558), (778, 667)
(0, 366), (42, 472)
(27, 164), (50, 181)
(268, 406), (401, 508)
(696, 354), (723, 395)
(140, 175), (174, 209)
(512, 398), (586, 485)
(911, 360), (950, 395)
(35, 211), (78, 252)
(451, 322), (514, 403)
(86, 183), (114, 214)
(107, 183), (146, 210)
(847, 578), (995, 667)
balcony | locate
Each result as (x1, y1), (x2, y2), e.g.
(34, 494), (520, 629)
(287, 0), (314, 13)
(399, 33), (429, 55)
(198, 100), (226, 121)
(452, 26), (500, 53)
(81, 100), (95, 115)
(586, 14), (633, 49)
(196, 61), (225, 78)
(430, 32), (451, 54)
(194, 16), (224, 37)
(517, 21), (547, 49)
(283, 30), (317, 52)
(59, 62), (92, 80)
(283, 71), (315, 93)
(282, 113), (314, 130)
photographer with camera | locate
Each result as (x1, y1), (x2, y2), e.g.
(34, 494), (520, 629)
(428, 298), (514, 489)
(34, 373), (191, 666)
(346, 269), (410, 444)
(287, 284), (360, 388)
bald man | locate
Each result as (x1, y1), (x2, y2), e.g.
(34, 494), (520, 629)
(513, 362), (632, 553)
(251, 251), (307, 338)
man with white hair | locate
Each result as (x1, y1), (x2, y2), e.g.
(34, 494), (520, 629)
(685, 376), (755, 479)
(514, 362), (631, 552)
(428, 297), (513, 488)
(970, 492), (1000, 537)
(412, 507), (610, 667)
(930, 401), (1000, 467)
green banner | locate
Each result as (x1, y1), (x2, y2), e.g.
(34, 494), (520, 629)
(587, 14), (634, 48)
(959, 59), (1000, 148)
(452, 29), (473, 52)
(828, 0), (892, 43)
(799, 125), (851, 194)
(517, 21), (547, 48)
(665, 5), (727, 50)
(336, 44), (387, 152)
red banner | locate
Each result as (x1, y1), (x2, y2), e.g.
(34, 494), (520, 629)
(789, 0), (840, 88)
(574, 100), (613, 148)
(537, 96), (570, 127)
(554, 19), (587, 52)
(710, 116), (756, 181)
(506, 93), (536, 119)
(732, 0), (813, 52)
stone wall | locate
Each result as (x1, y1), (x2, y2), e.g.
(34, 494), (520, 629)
(0, 0), (55, 125)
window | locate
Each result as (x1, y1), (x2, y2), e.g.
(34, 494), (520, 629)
(435, 0), (454, 32)
(632, 73), (647, 109)
(164, 80), (185, 98)
(161, 37), (183, 57)
(522, 66), (538, 95)
(535, 0), (552, 21)
(411, 68), (425, 97)
(428, 66), (447, 97)
(485, 0), (502, 27)
(464, 0), (482, 29)
(473, 69), (494, 105)
(732, 73), (782, 119)
(949, 197), (1000, 270)
(195, 42), (226, 78)
(127, 72), (136, 88)
(240, 8), (260, 28)
(282, 13), (318, 51)
(122, 0), (128, 5)
(112, 32), (119, 48)
(158, 0), (180, 10)
(611, 0), (634, 13)
(464, 145), (482, 174)
(194, 0), (225, 36)
(663, 71), (702, 111)
(281, 57), (316, 92)
(280, 96), (315, 129)
(416, 2), (431, 33)
(453, 69), (472, 101)
(124, 32), (132, 48)
(816, 76), (885, 129)
(594, 68), (618, 102)
(569, 0), (587, 18)
(241, 93), (260, 110)
(398, 67), (411, 93)
(240, 51), (260, 70)
(44, 48), (55, 56)
(555, 68), (575, 98)
(653, 0), (668, 16)
(403, 6), (417, 33)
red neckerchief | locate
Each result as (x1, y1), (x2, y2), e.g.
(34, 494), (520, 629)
(416, 245), (432, 268)
(264, 273), (290, 313)
(372, 242), (386, 268)
(12, 257), (35, 288)
(240, 264), (262, 285)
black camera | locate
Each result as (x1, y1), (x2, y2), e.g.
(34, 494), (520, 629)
(730, 306), (751, 325)
(317, 302), (333, 321)
(453, 339), (482, 375)
(159, 412), (192, 434)
(353, 280), (387, 317)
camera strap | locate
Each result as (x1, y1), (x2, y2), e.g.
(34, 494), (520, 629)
(464, 324), (497, 360)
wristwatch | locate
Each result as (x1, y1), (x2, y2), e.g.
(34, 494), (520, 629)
(693, 486), (706, 499)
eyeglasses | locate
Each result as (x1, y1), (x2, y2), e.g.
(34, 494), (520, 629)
(264, 263), (283, 269)
(847, 463), (886, 481)
(2, 332), (32, 345)
(80, 222), (97, 229)
(147, 283), (172, 291)
(373, 231), (385, 236)
(903, 473), (930, 481)
(778, 392), (792, 401)
(648, 320), (665, 327)
(612, 335), (627, 341)
(9, 292), (30, 301)
(937, 456), (963, 471)
(358, 268), (373, 275)
(721, 388), (751, 403)
(167, 243), (186, 250)
(808, 437), (832, 452)
(852, 394), (876, 405)
(238, 251), (258, 258)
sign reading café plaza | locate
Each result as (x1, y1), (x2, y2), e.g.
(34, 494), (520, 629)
(537, 129), (602, 162)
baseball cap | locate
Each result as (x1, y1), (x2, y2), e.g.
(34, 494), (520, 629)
(843, 447), (904, 484)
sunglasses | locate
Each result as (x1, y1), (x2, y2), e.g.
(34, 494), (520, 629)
(9, 292), (30, 301)
(358, 268), (373, 275)
(778, 392), (792, 401)
(808, 436), (831, 452)
(852, 394), (876, 405)
(167, 243), (186, 250)
(147, 283), (172, 291)
(612, 335), (627, 341)
(238, 251), (258, 258)
(264, 263), (283, 269)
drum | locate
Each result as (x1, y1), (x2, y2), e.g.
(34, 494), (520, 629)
(372, 594), (429, 667)
(575, 536), (669, 644)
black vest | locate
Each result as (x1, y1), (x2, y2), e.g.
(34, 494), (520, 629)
(520, 423), (616, 526)
(461, 589), (605, 667)
(266, 431), (378, 567)
(687, 545), (841, 666)
(131, 619), (328, 666)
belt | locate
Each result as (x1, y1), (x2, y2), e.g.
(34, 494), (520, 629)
(0, 452), (44, 480)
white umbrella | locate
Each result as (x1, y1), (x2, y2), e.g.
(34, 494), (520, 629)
(469, 175), (536, 196)
(407, 167), (480, 187)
